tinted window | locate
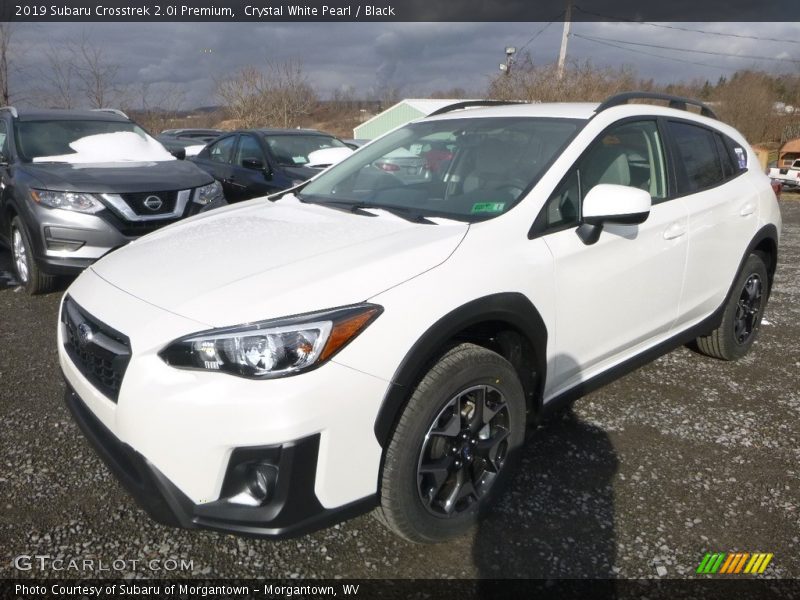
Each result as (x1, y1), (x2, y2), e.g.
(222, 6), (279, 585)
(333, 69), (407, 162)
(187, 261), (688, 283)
(723, 135), (748, 172)
(541, 120), (666, 230)
(715, 134), (736, 178)
(235, 135), (264, 167)
(208, 136), (236, 164)
(668, 122), (724, 193)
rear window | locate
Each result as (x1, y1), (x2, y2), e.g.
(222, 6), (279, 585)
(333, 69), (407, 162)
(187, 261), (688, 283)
(667, 121), (725, 193)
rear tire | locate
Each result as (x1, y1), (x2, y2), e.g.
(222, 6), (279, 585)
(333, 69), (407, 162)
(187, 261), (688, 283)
(695, 253), (769, 360)
(376, 343), (526, 543)
(11, 216), (55, 295)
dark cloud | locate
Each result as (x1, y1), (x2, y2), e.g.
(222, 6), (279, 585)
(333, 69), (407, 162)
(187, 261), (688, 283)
(7, 21), (799, 108)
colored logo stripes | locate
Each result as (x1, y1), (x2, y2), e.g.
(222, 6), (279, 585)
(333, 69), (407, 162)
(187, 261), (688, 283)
(697, 552), (773, 574)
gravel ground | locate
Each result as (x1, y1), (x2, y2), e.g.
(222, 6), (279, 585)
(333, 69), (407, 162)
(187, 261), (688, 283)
(0, 200), (798, 580)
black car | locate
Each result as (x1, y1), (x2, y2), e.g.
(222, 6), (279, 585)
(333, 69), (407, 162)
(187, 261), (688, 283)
(190, 129), (352, 203)
(0, 107), (226, 294)
(157, 128), (223, 157)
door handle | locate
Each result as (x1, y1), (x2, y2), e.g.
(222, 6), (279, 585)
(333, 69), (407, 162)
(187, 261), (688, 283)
(739, 203), (756, 216)
(663, 222), (686, 240)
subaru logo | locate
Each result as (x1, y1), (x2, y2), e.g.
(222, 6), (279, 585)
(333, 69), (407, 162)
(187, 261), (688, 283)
(76, 322), (94, 346)
(143, 195), (163, 211)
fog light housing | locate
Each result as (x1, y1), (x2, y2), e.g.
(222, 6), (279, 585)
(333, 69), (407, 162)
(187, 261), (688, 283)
(221, 452), (281, 507)
(246, 463), (278, 503)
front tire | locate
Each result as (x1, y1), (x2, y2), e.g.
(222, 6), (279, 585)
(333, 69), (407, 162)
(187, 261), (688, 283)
(11, 216), (55, 295)
(695, 253), (769, 360)
(376, 343), (526, 543)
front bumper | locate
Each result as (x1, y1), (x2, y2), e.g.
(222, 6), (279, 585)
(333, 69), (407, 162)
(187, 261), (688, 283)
(64, 384), (376, 537)
(57, 273), (388, 536)
(29, 195), (227, 276)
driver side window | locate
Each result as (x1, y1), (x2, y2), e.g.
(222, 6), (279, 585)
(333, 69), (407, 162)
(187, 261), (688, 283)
(542, 120), (667, 230)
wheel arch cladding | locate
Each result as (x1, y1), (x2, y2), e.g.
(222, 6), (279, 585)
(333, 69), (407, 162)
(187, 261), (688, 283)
(750, 225), (778, 294)
(373, 292), (548, 448)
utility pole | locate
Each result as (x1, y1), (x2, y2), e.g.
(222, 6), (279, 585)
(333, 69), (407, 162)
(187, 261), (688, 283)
(557, 1), (571, 80)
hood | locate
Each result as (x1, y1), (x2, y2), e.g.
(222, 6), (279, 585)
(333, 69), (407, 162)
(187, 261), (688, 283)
(20, 159), (214, 194)
(90, 197), (469, 327)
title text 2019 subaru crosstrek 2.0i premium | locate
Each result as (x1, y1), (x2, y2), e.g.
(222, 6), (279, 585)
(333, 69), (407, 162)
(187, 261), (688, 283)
(58, 93), (781, 543)
(0, 107), (225, 294)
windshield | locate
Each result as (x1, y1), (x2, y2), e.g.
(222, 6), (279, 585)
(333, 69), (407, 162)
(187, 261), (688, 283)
(264, 134), (348, 166)
(17, 120), (172, 163)
(297, 117), (581, 222)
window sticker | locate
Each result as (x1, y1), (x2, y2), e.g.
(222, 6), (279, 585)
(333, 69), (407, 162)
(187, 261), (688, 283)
(292, 156), (308, 164)
(734, 147), (747, 169)
(471, 202), (506, 214)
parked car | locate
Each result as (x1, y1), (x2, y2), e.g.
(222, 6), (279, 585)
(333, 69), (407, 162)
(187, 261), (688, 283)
(157, 128), (223, 158)
(0, 107), (225, 294)
(190, 129), (352, 203)
(59, 93), (780, 543)
(768, 158), (800, 190)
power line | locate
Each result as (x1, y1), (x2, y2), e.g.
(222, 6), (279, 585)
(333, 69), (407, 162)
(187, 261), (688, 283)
(573, 33), (800, 64)
(574, 34), (738, 72)
(573, 5), (800, 46)
(517, 13), (564, 55)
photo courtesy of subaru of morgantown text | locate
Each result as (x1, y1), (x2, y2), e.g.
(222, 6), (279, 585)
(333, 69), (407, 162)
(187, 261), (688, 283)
(58, 94), (780, 542)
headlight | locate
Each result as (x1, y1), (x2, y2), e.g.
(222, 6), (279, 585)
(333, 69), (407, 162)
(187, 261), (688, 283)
(193, 181), (223, 205)
(159, 304), (381, 379)
(30, 189), (104, 214)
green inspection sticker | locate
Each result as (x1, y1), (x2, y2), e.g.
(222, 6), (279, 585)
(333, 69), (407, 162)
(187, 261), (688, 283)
(471, 202), (506, 214)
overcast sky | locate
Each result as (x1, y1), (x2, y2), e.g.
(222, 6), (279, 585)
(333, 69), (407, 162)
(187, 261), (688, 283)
(8, 21), (800, 108)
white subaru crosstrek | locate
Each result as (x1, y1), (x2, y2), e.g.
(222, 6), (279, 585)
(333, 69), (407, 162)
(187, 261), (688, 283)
(58, 93), (781, 543)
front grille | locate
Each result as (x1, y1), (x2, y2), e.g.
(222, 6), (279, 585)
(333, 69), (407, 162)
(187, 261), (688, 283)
(112, 217), (183, 237)
(62, 296), (131, 402)
(120, 190), (179, 216)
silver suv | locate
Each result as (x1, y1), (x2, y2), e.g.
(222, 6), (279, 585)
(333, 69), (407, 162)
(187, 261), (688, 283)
(0, 107), (225, 294)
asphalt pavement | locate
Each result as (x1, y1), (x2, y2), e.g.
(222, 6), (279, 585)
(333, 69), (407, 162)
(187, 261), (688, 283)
(1, 200), (798, 580)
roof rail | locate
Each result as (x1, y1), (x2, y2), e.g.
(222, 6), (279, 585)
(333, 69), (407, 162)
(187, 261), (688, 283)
(0, 106), (18, 118)
(91, 108), (129, 119)
(596, 91), (718, 120)
(427, 100), (528, 117)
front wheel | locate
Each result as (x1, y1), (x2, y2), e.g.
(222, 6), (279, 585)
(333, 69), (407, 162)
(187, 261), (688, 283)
(695, 253), (769, 360)
(10, 216), (55, 295)
(376, 343), (526, 543)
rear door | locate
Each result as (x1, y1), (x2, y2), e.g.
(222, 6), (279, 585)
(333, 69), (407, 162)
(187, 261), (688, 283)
(665, 121), (760, 327)
(536, 119), (689, 396)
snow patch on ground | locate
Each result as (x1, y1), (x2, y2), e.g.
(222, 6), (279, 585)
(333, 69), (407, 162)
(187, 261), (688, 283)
(33, 131), (175, 164)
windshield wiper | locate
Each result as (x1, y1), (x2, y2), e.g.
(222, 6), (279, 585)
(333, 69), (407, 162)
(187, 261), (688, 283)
(298, 197), (376, 217)
(299, 197), (435, 224)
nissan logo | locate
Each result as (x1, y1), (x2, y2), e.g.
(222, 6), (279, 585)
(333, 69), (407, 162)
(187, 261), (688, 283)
(143, 195), (163, 211)
(76, 322), (94, 346)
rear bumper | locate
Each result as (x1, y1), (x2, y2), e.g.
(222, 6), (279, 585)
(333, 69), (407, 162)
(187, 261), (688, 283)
(64, 383), (377, 538)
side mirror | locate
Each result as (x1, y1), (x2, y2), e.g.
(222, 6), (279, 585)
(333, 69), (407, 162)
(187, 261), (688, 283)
(242, 158), (272, 180)
(170, 148), (186, 160)
(242, 158), (265, 171)
(577, 184), (651, 245)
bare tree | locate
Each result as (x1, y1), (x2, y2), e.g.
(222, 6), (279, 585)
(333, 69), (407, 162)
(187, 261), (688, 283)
(265, 59), (316, 128)
(488, 55), (636, 103)
(215, 59), (316, 129)
(72, 34), (120, 108)
(40, 42), (77, 108)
